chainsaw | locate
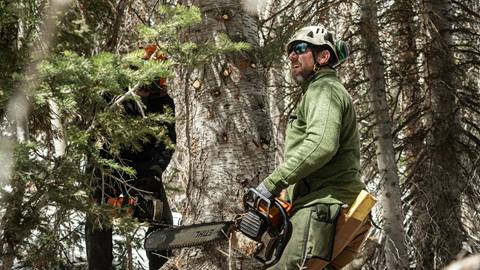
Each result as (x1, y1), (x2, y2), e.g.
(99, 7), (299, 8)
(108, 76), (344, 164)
(106, 194), (165, 222)
(144, 188), (293, 267)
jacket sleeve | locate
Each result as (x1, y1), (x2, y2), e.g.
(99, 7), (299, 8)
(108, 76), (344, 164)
(263, 82), (343, 195)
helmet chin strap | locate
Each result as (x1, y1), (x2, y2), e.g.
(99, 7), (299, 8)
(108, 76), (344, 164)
(313, 63), (323, 73)
(311, 50), (328, 73)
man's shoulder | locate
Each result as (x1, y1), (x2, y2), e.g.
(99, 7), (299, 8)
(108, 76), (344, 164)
(307, 75), (351, 101)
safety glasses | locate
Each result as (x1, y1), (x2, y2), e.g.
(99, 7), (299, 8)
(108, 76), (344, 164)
(287, 42), (310, 55)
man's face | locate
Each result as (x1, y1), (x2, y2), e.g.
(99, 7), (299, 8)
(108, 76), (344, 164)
(287, 42), (315, 83)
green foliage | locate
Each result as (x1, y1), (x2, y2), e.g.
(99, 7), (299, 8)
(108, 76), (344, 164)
(216, 33), (251, 52)
(2, 47), (172, 266)
(139, 5), (202, 39)
(139, 5), (250, 67)
(0, 0), (41, 114)
(1, 3), (254, 268)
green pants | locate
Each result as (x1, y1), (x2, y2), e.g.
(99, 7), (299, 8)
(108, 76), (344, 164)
(268, 204), (342, 270)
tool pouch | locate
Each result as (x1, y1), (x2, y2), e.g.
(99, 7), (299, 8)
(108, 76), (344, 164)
(307, 203), (342, 261)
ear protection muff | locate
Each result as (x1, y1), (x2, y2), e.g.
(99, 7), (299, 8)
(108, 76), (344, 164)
(334, 40), (350, 67)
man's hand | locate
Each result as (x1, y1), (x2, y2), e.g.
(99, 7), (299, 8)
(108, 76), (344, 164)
(256, 182), (274, 199)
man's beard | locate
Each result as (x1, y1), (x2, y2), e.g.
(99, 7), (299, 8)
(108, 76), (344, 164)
(294, 74), (305, 83)
(291, 69), (313, 84)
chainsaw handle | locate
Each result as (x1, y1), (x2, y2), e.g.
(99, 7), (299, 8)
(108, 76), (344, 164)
(263, 198), (291, 267)
(243, 188), (292, 267)
(243, 188), (272, 213)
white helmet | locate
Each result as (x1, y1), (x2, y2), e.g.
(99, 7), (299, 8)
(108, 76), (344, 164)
(286, 25), (349, 67)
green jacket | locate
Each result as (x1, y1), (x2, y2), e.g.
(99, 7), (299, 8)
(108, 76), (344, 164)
(263, 69), (364, 209)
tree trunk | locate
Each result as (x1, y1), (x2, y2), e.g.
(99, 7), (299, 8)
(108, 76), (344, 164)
(127, 236), (133, 270)
(48, 100), (66, 157)
(387, 0), (435, 267)
(389, 0), (423, 168)
(410, 0), (466, 268)
(359, 0), (409, 269)
(261, 0), (288, 167)
(265, 65), (287, 167)
(443, 254), (480, 270)
(163, 0), (272, 269)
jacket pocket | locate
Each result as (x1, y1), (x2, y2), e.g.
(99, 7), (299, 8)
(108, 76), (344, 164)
(306, 204), (342, 261)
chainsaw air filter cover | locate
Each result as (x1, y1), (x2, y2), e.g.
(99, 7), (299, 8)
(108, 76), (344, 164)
(239, 210), (269, 242)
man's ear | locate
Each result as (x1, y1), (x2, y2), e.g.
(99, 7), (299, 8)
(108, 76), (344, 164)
(316, 49), (331, 65)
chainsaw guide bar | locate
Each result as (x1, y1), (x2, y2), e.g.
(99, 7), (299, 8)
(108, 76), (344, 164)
(144, 221), (234, 251)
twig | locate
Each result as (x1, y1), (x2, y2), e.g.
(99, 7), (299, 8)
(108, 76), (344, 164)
(113, 82), (142, 107)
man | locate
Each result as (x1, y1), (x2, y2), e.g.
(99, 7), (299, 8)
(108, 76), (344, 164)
(255, 25), (370, 269)
(85, 46), (175, 270)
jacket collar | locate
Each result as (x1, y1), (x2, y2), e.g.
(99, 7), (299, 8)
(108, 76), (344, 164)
(301, 68), (337, 92)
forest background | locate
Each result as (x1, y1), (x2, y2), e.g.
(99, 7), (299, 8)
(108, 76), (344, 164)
(0, 0), (479, 269)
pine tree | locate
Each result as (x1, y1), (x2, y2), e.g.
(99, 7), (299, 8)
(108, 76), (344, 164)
(0, 3), (238, 268)
(358, 0), (409, 269)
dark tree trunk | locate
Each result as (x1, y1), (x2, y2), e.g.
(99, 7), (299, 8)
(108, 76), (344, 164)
(410, 0), (466, 268)
(359, 0), (409, 269)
